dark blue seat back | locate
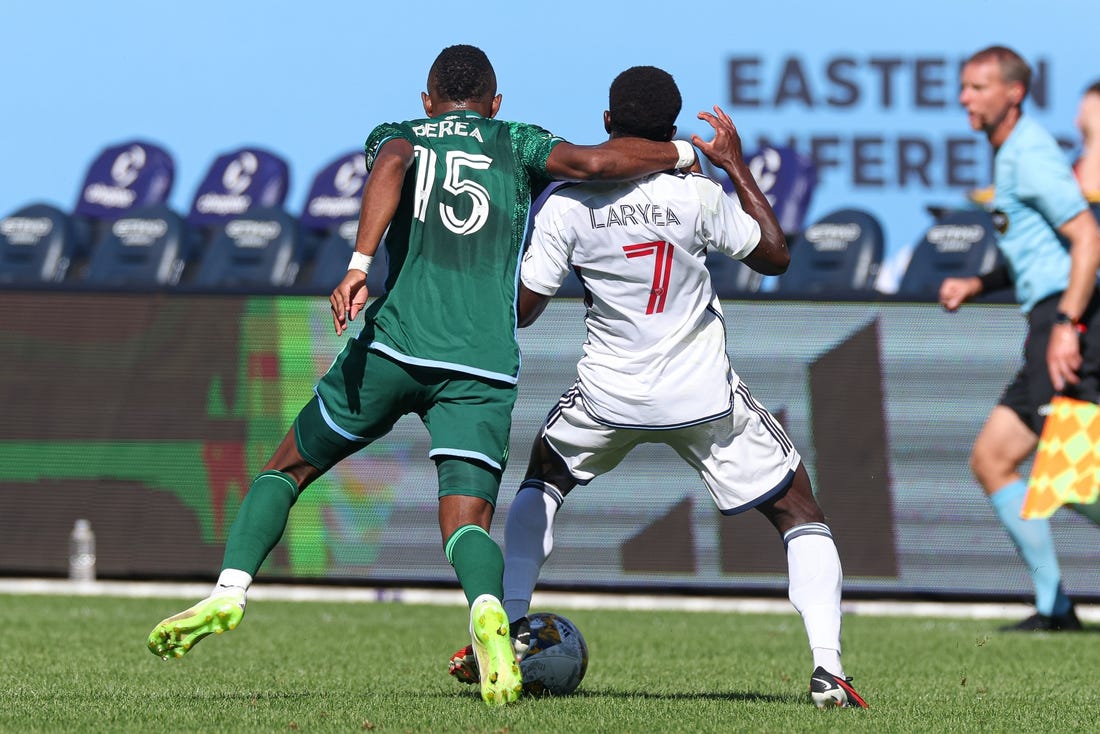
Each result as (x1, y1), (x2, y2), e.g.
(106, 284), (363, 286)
(299, 151), (367, 235)
(775, 208), (884, 296)
(0, 203), (76, 284)
(73, 140), (175, 222)
(193, 207), (302, 289)
(897, 208), (1002, 299)
(302, 222), (389, 295)
(707, 252), (764, 297)
(187, 147), (290, 231)
(70, 140), (175, 258)
(745, 145), (817, 236)
(82, 204), (186, 287)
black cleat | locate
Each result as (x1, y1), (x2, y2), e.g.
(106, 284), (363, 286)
(810, 666), (869, 709)
(1000, 606), (1083, 632)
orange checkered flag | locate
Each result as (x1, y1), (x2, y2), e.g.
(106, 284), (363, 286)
(1022, 396), (1100, 518)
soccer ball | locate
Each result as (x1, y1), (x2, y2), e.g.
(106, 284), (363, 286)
(520, 612), (589, 696)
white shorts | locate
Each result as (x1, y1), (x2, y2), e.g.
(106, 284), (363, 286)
(542, 380), (801, 514)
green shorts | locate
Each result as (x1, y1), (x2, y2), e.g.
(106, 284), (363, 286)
(294, 337), (515, 503)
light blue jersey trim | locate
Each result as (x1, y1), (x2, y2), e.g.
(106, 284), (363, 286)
(312, 388), (368, 441)
(368, 341), (518, 385)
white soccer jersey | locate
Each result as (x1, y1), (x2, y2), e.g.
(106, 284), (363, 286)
(522, 171), (761, 428)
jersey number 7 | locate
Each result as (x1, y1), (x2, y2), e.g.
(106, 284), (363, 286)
(623, 240), (672, 315)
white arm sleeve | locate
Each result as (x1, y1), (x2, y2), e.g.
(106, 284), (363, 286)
(521, 203), (574, 296)
(694, 176), (761, 261)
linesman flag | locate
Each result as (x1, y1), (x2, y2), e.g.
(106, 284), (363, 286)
(1022, 396), (1100, 518)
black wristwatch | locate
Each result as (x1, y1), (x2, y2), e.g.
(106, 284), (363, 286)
(1054, 311), (1087, 334)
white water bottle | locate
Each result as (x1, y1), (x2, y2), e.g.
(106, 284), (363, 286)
(68, 519), (96, 583)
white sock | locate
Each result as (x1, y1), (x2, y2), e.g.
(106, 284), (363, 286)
(503, 481), (562, 623)
(784, 524), (844, 677)
(212, 568), (253, 604)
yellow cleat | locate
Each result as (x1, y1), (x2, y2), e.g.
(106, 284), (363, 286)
(468, 595), (522, 706)
(147, 589), (245, 660)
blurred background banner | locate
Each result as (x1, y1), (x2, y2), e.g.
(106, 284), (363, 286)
(2, 293), (1095, 601)
(1, 0), (1095, 277)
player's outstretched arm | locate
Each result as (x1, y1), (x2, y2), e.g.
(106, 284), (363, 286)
(517, 284), (551, 327)
(693, 105), (788, 275)
(544, 137), (693, 182)
(938, 276), (982, 313)
(330, 138), (414, 335)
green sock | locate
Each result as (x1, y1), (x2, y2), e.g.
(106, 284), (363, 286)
(221, 471), (299, 576)
(445, 524), (504, 606)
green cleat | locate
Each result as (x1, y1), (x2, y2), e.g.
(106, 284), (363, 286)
(468, 595), (522, 706)
(147, 589), (245, 660)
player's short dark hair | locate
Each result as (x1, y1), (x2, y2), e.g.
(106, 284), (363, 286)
(968, 45), (1032, 98)
(427, 44), (497, 103)
(608, 66), (682, 141)
(1086, 79), (1100, 97)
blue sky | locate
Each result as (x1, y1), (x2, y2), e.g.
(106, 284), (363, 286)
(2, 0), (1094, 261)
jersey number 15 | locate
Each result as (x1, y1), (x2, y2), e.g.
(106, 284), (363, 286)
(412, 146), (492, 236)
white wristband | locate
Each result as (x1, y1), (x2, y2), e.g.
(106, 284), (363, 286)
(672, 139), (695, 169)
(348, 252), (373, 274)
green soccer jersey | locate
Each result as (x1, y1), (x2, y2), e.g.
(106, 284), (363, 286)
(361, 111), (563, 384)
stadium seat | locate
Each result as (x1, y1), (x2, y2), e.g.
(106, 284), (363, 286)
(744, 145), (817, 238)
(299, 151), (366, 239)
(305, 220), (389, 296)
(184, 147), (300, 290)
(70, 139), (176, 257)
(82, 205), (187, 288)
(0, 203), (76, 284)
(896, 208), (1002, 299)
(707, 251), (764, 297)
(295, 151), (376, 293)
(0, 139), (176, 287)
(186, 146), (290, 233)
(774, 208), (885, 297)
(192, 207), (303, 289)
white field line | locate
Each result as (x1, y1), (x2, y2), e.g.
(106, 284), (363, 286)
(3, 577), (1097, 623)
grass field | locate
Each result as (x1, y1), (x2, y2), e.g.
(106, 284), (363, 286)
(2, 592), (1098, 733)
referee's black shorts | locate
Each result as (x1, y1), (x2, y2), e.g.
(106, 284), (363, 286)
(1000, 290), (1100, 434)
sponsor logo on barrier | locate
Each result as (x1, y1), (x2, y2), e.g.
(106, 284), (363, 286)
(806, 222), (860, 250)
(749, 148), (782, 194)
(195, 193), (251, 216)
(223, 152), (258, 194)
(307, 196), (360, 219)
(334, 156), (367, 195)
(1, 216), (53, 245)
(113, 218), (168, 247)
(84, 183), (138, 209)
(928, 224), (985, 252)
(111, 146), (146, 187)
(226, 219), (281, 247)
(337, 220), (358, 240)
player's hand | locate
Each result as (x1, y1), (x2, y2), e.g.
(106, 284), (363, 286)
(692, 105), (744, 171)
(330, 269), (369, 336)
(938, 276), (981, 312)
(1048, 324), (1083, 391)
